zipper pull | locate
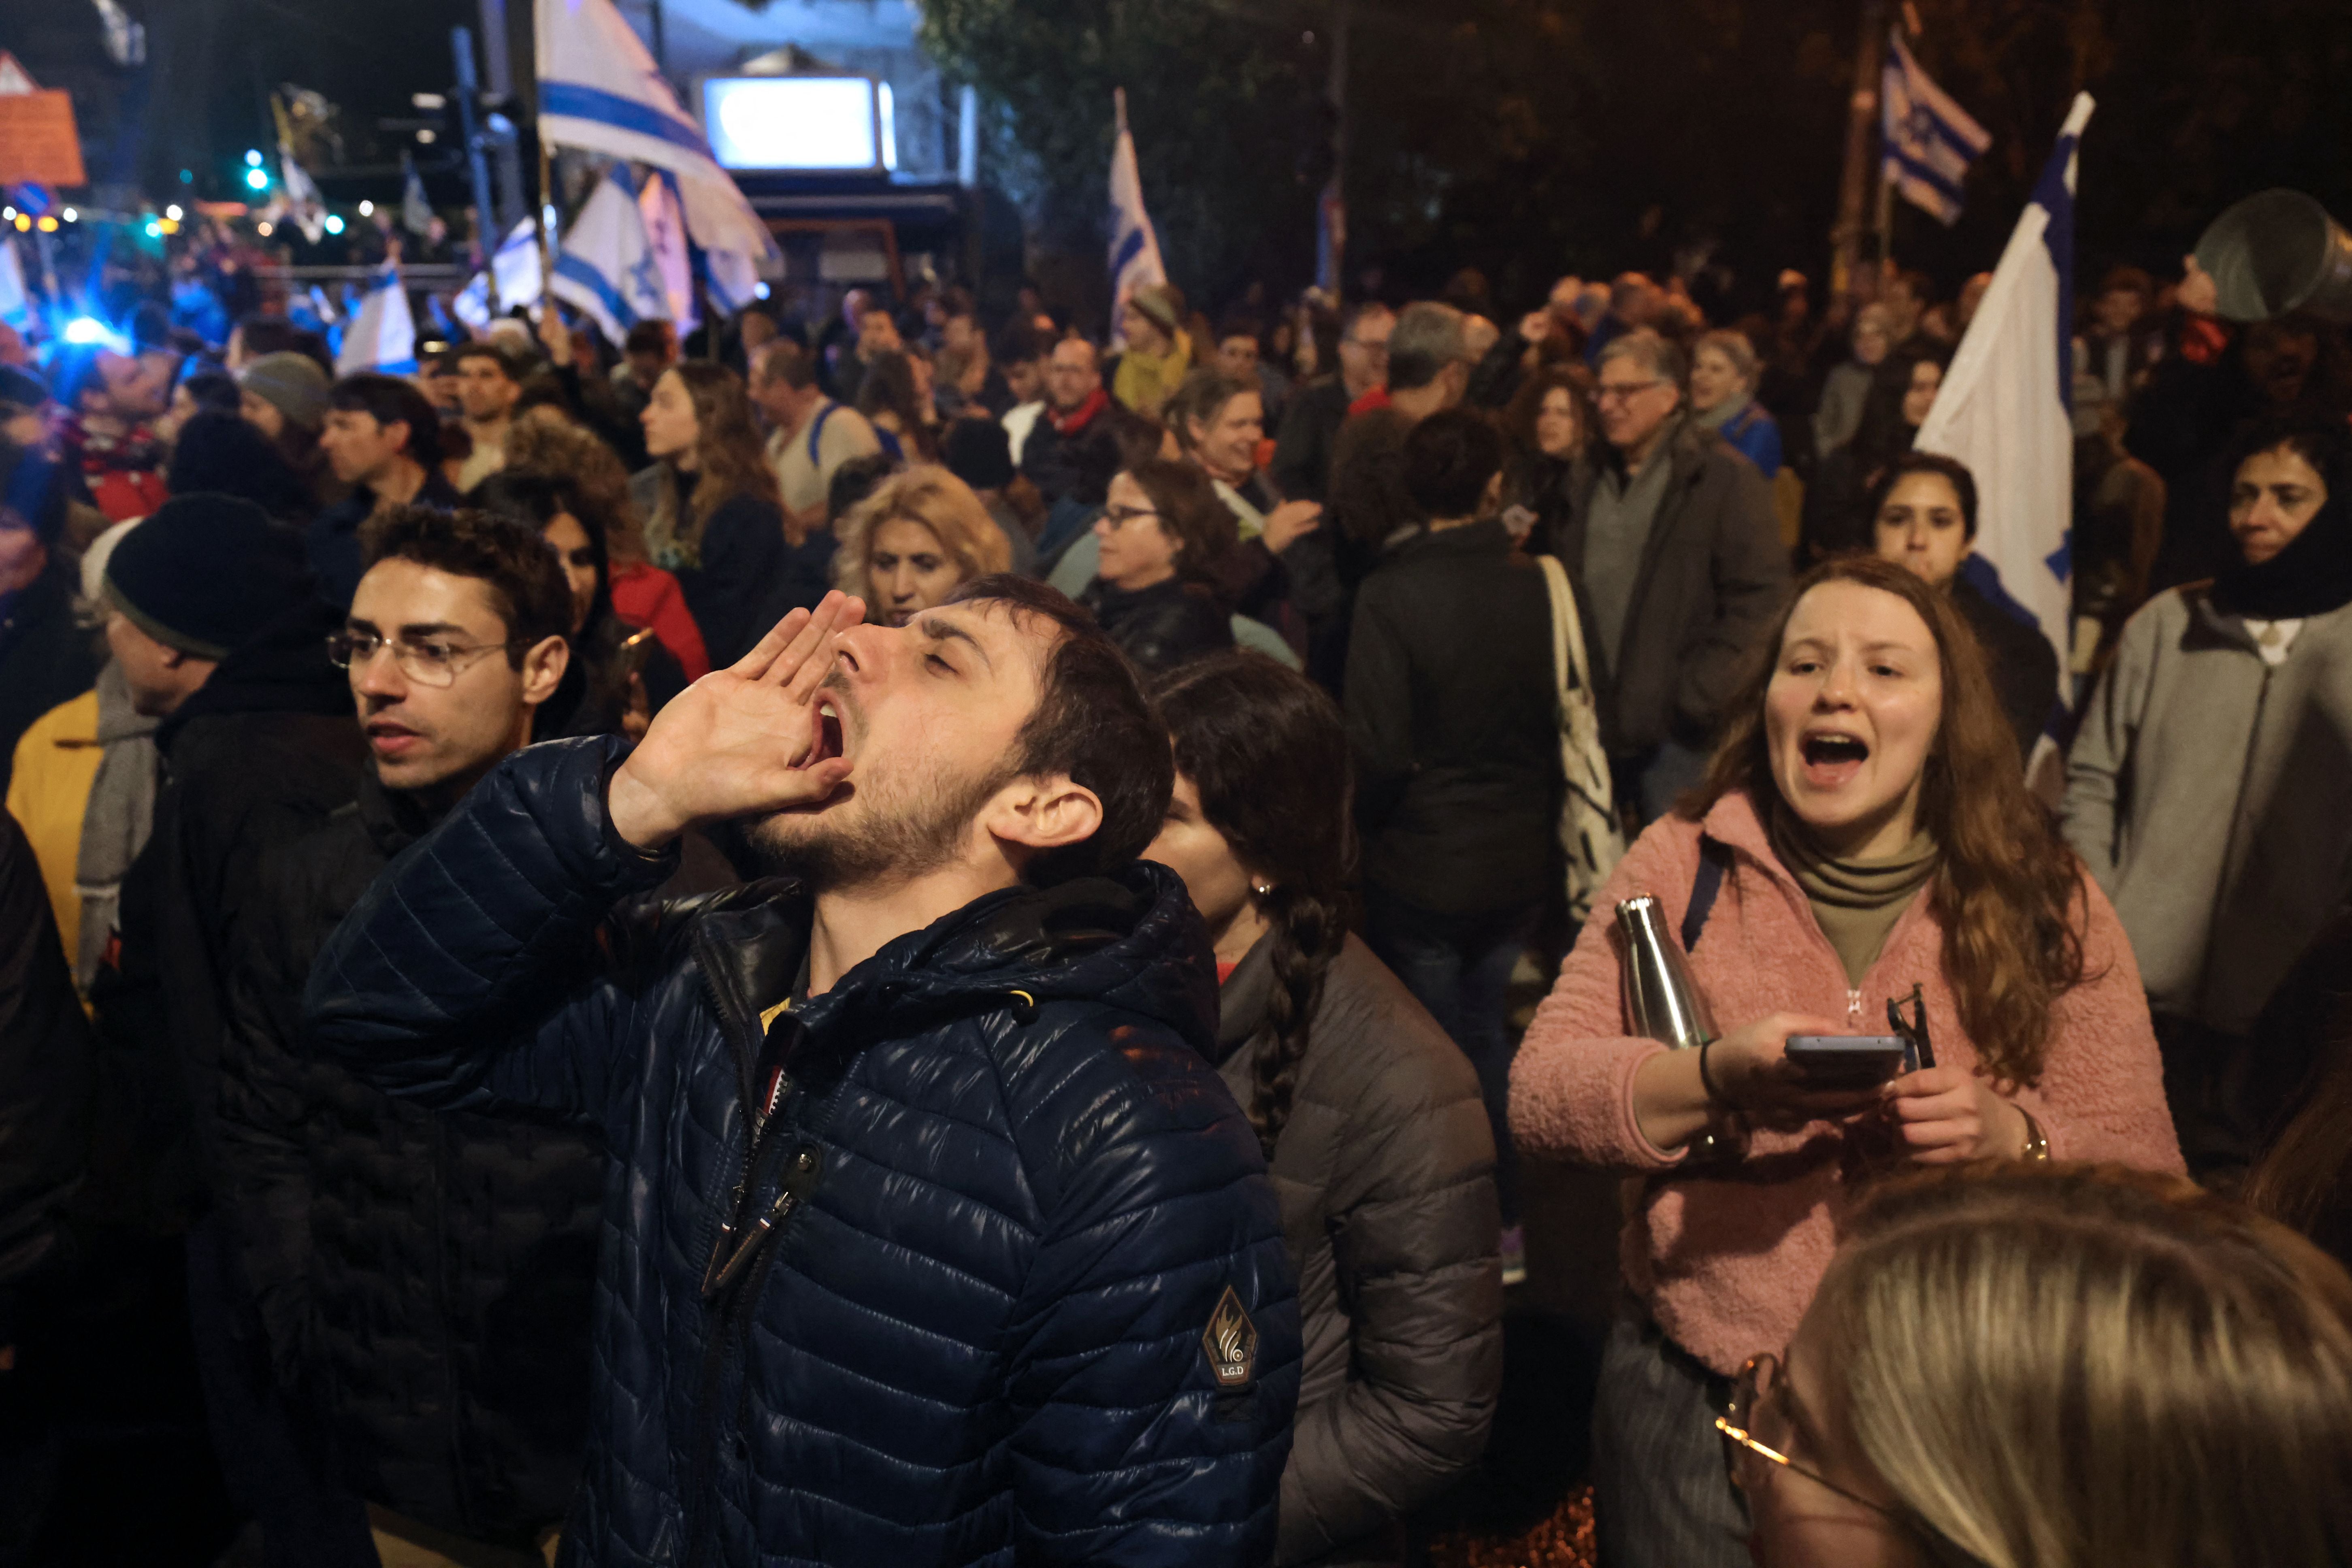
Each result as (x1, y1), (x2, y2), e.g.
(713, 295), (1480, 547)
(1847, 989), (1863, 1025)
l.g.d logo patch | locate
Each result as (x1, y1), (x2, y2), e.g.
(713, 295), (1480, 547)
(1202, 1285), (1257, 1387)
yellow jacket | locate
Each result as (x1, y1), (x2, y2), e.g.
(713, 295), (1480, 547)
(6, 688), (102, 968)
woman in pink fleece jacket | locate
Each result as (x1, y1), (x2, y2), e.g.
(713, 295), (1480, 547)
(1511, 555), (2180, 1568)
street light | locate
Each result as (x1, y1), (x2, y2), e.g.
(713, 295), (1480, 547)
(166, 203), (182, 220)
(61, 208), (77, 223)
(358, 200), (374, 216)
(324, 214), (346, 235)
(245, 167), (269, 191)
(245, 149), (264, 167)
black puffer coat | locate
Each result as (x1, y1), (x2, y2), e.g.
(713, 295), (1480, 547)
(1214, 935), (1502, 1566)
(236, 771), (601, 1544)
(304, 736), (1301, 1568)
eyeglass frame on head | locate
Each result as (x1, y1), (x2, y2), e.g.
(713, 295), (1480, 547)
(1715, 1352), (1988, 1568)
(325, 627), (529, 688)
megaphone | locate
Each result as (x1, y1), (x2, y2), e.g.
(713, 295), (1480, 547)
(2192, 189), (2352, 324)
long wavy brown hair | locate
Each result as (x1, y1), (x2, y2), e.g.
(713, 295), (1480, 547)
(650, 362), (790, 550)
(1686, 554), (2087, 1085)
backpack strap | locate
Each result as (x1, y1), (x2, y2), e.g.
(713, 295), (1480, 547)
(1681, 836), (1734, 953)
(805, 401), (838, 464)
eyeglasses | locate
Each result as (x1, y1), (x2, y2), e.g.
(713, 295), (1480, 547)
(1342, 338), (1390, 358)
(1595, 377), (1668, 403)
(1100, 503), (1159, 529)
(1717, 1355), (1987, 1568)
(326, 629), (519, 687)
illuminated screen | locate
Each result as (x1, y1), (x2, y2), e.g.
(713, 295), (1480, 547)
(703, 77), (882, 172)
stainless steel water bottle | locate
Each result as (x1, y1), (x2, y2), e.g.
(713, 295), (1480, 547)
(1616, 895), (1738, 1160)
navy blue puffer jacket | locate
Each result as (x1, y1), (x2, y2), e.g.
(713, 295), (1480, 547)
(303, 736), (1300, 1567)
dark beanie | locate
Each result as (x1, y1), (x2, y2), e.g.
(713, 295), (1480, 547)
(942, 415), (1015, 491)
(168, 410), (312, 522)
(104, 492), (312, 660)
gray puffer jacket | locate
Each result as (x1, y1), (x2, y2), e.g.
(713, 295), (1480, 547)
(1214, 933), (1503, 1566)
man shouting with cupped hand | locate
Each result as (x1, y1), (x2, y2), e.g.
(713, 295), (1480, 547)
(304, 578), (1299, 1568)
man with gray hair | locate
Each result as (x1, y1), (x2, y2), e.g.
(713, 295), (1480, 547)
(1562, 328), (1787, 823)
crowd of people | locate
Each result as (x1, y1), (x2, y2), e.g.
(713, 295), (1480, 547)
(1, 241), (2350, 1568)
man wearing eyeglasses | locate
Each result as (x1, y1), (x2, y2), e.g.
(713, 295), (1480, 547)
(157, 504), (603, 1563)
(1271, 300), (1394, 505)
(1562, 328), (1789, 825)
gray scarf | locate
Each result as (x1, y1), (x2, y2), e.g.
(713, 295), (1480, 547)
(75, 660), (159, 991)
(1694, 392), (1751, 433)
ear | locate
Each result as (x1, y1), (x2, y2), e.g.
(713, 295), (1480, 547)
(518, 633), (570, 707)
(980, 774), (1104, 862)
(1479, 471), (1506, 516)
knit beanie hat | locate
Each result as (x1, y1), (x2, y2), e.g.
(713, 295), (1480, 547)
(237, 352), (331, 431)
(1128, 283), (1185, 339)
(103, 492), (312, 660)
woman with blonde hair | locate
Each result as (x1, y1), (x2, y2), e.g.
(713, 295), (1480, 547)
(1728, 1163), (2352, 1568)
(830, 464), (1011, 628)
(637, 361), (791, 664)
(1510, 553), (2180, 1568)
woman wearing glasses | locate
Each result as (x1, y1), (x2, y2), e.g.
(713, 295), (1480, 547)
(1078, 459), (1237, 673)
(1510, 554), (2180, 1568)
(1722, 1164), (2352, 1568)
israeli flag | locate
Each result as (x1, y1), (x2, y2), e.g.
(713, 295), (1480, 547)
(490, 216), (543, 311)
(1107, 93), (1165, 348)
(548, 166), (671, 349)
(637, 170), (696, 332)
(534, 0), (778, 277)
(336, 263), (419, 376)
(1915, 92), (2095, 740)
(453, 272), (494, 332)
(402, 154), (435, 237)
(1881, 33), (1991, 226)
(0, 237), (29, 330)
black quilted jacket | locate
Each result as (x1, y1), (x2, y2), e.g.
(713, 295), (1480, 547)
(304, 736), (1301, 1568)
(235, 773), (601, 1544)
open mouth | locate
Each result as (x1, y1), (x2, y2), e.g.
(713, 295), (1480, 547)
(805, 697), (845, 766)
(1798, 730), (1869, 787)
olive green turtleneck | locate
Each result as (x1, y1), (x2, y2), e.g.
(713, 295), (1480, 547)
(1767, 807), (1939, 987)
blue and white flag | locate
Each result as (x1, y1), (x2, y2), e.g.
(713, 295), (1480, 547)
(534, 0), (778, 276)
(1915, 92), (2095, 736)
(548, 166), (671, 349)
(453, 272), (494, 332)
(637, 170), (696, 333)
(1106, 91), (1165, 348)
(1881, 33), (1991, 226)
(402, 153), (435, 237)
(0, 237), (29, 329)
(490, 216), (543, 311)
(336, 263), (419, 376)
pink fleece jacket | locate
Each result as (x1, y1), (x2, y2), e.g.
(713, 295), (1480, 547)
(1509, 791), (2183, 1376)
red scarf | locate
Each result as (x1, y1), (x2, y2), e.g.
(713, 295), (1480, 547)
(1346, 385), (1392, 418)
(1046, 386), (1110, 436)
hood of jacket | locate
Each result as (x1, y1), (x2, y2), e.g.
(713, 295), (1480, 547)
(158, 594), (352, 752)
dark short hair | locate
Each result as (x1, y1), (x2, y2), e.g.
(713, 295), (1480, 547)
(1215, 311), (1263, 346)
(330, 373), (443, 467)
(234, 313), (333, 375)
(1123, 458), (1237, 582)
(996, 320), (1051, 366)
(2226, 414), (2352, 497)
(358, 504), (571, 667)
(944, 573), (1173, 886)
(450, 341), (522, 382)
(826, 453), (894, 524)
(1402, 407), (1504, 520)
(753, 339), (818, 392)
(177, 367), (243, 416)
(1869, 451), (1981, 540)
(623, 320), (676, 357)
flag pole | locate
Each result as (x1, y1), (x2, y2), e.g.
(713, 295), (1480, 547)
(1830, 0), (1888, 298)
(536, 133), (556, 315)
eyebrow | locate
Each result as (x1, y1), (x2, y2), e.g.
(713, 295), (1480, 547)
(917, 614), (994, 673)
(1784, 636), (1926, 656)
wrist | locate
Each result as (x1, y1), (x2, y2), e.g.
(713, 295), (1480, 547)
(606, 758), (684, 851)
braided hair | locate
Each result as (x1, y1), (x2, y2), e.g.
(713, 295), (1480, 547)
(1151, 652), (1354, 1155)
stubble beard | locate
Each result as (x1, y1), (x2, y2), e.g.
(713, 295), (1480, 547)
(713, 751), (1012, 894)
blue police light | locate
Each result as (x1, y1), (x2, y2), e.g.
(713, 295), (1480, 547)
(64, 317), (111, 345)
(245, 149), (264, 167)
(324, 214), (345, 235)
(754, 281), (771, 300)
(245, 168), (270, 191)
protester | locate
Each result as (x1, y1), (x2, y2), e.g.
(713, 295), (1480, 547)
(1511, 553), (2181, 1568)
(829, 464), (1012, 629)
(2078, 263), (2162, 405)
(1082, 458), (1240, 672)
(1809, 302), (1892, 458)
(0, 449), (100, 801)
(304, 580), (1301, 1565)
(1020, 337), (1125, 544)
(448, 341), (525, 491)
(233, 351), (333, 503)
(1688, 329), (1782, 478)
(2063, 417), (2352, 1177)
(1802, 347), (1949, 561)
(1148, 650), (1502, 1564)
(1869, 452), (2058, 759)
(89, 493), (372, 1564)
(935, 293), (1014, 418)
(1167, 367), (1325, 554)
(1212, 311), (1292, 430)
(609, 318), (676, 423)
(53, 350), (170, 525)
(1272, 302), (1394, 505)
(997, 320), (1054, 466)
(638, 361), (796, 665)
(2, 364), (55, 451)
(1502, 362), (1596, 555)
(1731, 1164), (2352, 1568)
(751, 338), (884, 537)
(1562, 328), (1788, 824)
(1112, 282), (1194, 419)
(829, 289), (903, 411)
(853, 347), (936, 463)
(166, 410), (316, 526)
(501, 414), (708, 682)
(1343, 410), (1555, 1283)
(240, 505), (594, 1557)
(312, 373), (458, 607)
(2070, 371), (2169, 671)
(475, 471), (686, 739)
